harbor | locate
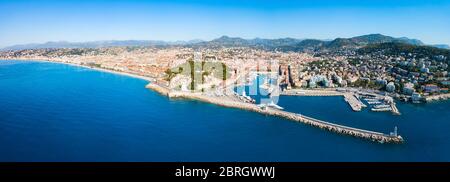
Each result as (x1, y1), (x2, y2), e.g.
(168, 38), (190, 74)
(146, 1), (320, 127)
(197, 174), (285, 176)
(360, 93), (401, 115)
(146, 82), (404, 144)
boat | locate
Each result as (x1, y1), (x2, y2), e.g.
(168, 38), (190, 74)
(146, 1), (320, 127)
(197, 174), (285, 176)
(367, 101), (382, 105)
(371, 107), (392, 112)
(373, 104), (390, 109)
(364, 98), (379, 102)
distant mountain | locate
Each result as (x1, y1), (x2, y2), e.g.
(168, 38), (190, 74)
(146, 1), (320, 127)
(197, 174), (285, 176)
(322, 34), (424, 50)
(192, 36), (304, 50)
(2, 34), (444, 53)
(432, 44), (450, 49)
(295, 39), (325, 48)
(1, 40), (199, 51)
(191, 34), (428, 52)
(358, 42), (450, 63)
(396, 37), (424, 45)
(196, 36), (250, 47)
(325, 38), (358, 49)
(277, 39), (325, 52)
(352, 34), (399, 44)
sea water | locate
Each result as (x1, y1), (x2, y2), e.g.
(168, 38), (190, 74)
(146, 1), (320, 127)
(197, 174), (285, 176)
(1, 60), (449, 161)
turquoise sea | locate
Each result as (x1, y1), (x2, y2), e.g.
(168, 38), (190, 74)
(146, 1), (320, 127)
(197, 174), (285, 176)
(1, 60), (449, 161)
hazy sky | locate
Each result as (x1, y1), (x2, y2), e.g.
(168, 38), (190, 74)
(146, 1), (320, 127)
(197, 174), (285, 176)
(0, 0), (449, 47)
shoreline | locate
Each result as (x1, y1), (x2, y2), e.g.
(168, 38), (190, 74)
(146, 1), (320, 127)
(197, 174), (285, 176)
(2, 58), (449, 103)
(1, 58), (156, 82)
(2, 59), (404, 143)
(424, 93), (450, 102)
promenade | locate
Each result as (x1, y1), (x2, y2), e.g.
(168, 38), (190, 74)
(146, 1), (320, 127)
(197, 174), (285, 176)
(424, 93), (450, 102)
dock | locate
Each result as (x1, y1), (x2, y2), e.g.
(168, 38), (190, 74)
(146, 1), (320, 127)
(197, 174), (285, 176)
(390, 103), (401, 115)
(282, 89), (366, 112)
(343, 93), (366, 111)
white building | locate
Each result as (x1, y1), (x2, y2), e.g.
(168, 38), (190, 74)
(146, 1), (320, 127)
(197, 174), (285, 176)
(386, 82), (396, 92)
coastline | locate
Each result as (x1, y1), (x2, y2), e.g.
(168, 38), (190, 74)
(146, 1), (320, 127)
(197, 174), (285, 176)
(1, 58), (155, 82)
(1, 59), (404, 143)
(424, 94), (450, 102)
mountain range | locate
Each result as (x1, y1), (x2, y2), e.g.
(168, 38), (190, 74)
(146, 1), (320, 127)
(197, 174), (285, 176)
(1, 34), (448, 52)
(1, 40), (203, 51)
(192, 34), (429, 52)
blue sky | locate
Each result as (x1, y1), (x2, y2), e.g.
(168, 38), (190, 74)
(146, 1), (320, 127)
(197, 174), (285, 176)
(0, 0), (449, 47)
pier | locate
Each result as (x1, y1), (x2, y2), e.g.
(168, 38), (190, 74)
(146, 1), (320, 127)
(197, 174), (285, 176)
(282, 89), (366, 112)
(343, 93), (366, 111)
(147, 83), (404, 144)
(390, 103), (401, 115)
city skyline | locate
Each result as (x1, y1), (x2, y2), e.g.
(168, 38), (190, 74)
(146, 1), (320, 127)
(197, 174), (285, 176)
(1, 0), (450, 47)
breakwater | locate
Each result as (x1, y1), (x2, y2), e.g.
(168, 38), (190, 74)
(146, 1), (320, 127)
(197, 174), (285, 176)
(146, 83), (404, 144)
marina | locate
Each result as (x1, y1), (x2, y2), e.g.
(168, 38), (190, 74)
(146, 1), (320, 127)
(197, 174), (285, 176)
(282, 89), (403, 115)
